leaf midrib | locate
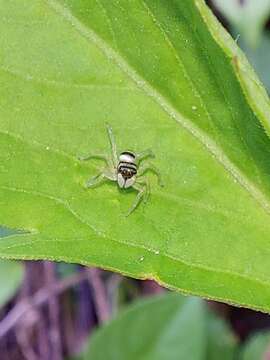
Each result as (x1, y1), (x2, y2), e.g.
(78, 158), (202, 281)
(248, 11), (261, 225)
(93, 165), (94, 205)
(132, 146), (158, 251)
(45, 0), (270, 215)
(0, 63), (136, 91)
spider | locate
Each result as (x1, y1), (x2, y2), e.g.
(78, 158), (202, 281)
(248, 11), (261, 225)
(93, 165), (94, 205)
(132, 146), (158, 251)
(78, 124), (163, 216)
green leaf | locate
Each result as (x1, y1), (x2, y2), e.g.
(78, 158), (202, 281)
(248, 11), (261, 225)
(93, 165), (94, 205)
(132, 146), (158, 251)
(0, 259), (23, 306)
(240, 332), (270, 360)
(86, 294), (207, 360)
(1, 0), (270, 311)
(84, 294), (236, 360)
(213, 0), (270, 47)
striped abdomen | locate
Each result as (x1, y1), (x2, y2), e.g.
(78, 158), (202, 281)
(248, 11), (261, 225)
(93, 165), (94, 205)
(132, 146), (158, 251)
(117, 151), (137, 188)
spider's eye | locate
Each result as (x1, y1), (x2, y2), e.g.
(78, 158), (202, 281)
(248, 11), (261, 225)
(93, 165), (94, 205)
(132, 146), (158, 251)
(120, 166), (136, 178)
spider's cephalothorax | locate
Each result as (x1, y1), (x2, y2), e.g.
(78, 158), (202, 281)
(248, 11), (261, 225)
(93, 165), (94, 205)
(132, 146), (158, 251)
(78, 124), (163, 216)
(117, 151), (137, 188)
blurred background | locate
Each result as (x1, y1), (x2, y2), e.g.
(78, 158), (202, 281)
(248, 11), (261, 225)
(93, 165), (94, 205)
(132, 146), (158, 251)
(1, 1), (270, 359)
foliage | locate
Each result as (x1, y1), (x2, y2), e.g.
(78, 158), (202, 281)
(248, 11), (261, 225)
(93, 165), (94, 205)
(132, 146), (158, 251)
(1, 0), (270, 312)
(85, 293), (237, 360)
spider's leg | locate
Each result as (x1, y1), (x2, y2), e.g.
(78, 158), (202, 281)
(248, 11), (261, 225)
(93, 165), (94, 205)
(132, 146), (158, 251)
(138, 178), (150, 203)
(106, 123), (118, 167)
(126, 180), (149, 216)
(103, 168), (117, 181)
(85, 172), (106, 188)
(137, 163), (164, 187)
(136, 149), (155, 162)
(78, 153), (110, 165)
(85, 166), (117, 188)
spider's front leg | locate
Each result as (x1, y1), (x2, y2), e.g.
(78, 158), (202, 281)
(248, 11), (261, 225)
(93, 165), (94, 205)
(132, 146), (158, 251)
(78, 153), (111, 166)
(136, 149), (155, 162)
(85, 167), (117, 188)
(126, 179), (150, 216)
(78, 150), (117, 188)
(106, 123), (118, 167)
(85, 172), (106, 188)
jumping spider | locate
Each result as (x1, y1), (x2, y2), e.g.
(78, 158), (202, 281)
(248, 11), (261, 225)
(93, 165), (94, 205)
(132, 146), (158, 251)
(78, 124), (163, 216)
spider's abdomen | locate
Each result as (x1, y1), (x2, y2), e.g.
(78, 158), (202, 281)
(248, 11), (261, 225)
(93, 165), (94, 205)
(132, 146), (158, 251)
(119, 151), (136, 163)
(117, 151), (137, 188)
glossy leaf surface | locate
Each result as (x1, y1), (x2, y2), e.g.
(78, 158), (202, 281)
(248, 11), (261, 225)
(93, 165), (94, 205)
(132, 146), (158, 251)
(1, 0), (270, 311)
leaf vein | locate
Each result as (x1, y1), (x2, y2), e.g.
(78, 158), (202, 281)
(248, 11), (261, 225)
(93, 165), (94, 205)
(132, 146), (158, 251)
(0, 185), (105, 238)
(0, 63), (135, 91)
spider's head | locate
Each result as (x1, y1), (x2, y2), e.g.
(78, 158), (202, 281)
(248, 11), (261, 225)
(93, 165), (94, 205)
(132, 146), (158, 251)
(119, 167), (137, 179)
(117, 171), (136, 189)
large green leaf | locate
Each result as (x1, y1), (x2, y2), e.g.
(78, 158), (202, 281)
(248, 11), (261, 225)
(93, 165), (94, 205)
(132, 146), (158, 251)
(1, 0), (270, 311)
(84, 294), (236, 360)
